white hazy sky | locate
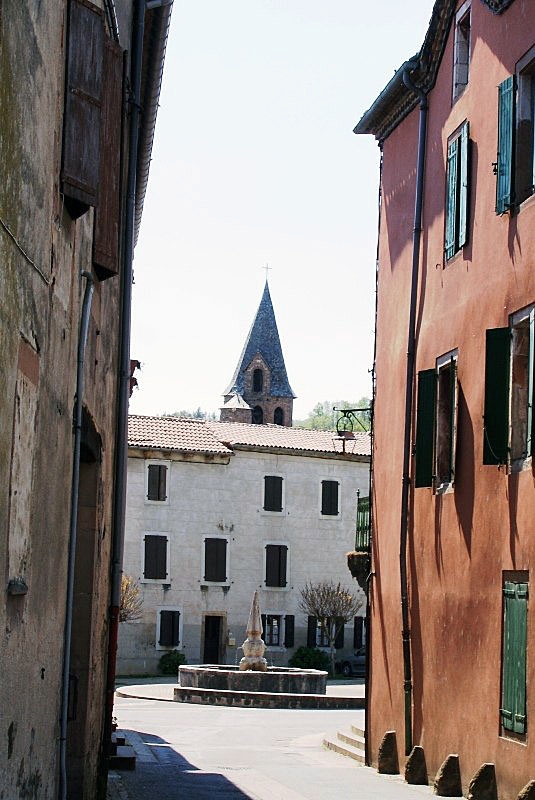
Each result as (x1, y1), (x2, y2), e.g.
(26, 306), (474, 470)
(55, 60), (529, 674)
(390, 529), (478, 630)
(130, 0), (433, 421)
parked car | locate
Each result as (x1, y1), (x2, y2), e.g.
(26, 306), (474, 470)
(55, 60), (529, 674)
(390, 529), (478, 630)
(339, 646), (366, 677)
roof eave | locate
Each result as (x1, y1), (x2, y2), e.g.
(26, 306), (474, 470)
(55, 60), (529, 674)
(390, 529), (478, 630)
(353, 0), (456, 143)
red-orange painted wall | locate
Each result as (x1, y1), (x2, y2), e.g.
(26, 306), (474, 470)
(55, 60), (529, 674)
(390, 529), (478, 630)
(370, 2), (535, 797)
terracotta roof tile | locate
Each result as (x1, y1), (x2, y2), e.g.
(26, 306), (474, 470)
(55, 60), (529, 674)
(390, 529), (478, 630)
(128, 416), (371, 458)
(128, 415), (232, 454)
(207, 421), (370, 458)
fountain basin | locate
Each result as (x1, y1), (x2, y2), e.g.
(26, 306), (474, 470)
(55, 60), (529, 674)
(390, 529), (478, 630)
(179, 664), (327, 694)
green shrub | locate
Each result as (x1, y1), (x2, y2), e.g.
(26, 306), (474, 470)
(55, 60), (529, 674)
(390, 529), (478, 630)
(158, 650), (186, 675)
(288, 646), (329, 671)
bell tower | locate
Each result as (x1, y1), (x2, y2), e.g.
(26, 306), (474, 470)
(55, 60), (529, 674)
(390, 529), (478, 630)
(220, 282), (296, 426)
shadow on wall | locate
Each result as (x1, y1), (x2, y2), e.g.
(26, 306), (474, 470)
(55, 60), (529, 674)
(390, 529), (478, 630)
(114, 729), (252, 798)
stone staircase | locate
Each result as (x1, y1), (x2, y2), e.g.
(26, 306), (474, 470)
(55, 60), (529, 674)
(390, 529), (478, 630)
(108, 732), (136, 770)
(323, 723), (365, 764)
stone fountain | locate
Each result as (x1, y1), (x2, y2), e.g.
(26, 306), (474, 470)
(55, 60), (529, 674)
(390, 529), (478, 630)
(175, 591), (361, 710)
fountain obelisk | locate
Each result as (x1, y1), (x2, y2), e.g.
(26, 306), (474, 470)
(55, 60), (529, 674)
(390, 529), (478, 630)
(239, 590), (267, 671)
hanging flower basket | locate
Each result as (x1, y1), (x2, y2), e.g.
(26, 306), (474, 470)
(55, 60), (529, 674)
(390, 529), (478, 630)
(347, 551), (371, 590)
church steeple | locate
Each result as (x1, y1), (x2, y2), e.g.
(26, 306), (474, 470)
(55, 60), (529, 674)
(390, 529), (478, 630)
(221, 282), (295, 426)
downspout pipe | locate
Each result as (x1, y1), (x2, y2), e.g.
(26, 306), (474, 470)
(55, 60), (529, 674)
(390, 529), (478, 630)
(399, 61), (428, 758)
(103, 0), (146, 760)
(59, 270), (94, 800)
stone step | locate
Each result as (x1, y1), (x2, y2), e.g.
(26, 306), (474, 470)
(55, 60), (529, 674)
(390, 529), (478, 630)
(108, 745), (136, 771)
(323, 735), (365, 764)
(351, 724), (365, 739)
(337, 730), (365, 750)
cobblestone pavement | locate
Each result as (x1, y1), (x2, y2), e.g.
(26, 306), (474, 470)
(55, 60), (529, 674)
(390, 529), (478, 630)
(106, 684), (463, 800)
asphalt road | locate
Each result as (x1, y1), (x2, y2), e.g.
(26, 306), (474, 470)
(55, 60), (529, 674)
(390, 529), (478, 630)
(108, 684), (462, 800)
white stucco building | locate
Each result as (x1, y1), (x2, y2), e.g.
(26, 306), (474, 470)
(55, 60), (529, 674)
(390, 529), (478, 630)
(118, 416), (370, 674)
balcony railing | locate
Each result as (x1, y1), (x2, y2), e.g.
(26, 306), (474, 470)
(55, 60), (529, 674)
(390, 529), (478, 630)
(355, 496), (370, 551)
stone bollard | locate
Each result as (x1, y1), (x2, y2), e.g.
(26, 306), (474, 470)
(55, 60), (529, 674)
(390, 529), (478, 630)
(377, 731), (399, 774)
(434, 754), (463, 797)
(518, 781), (535, 800)
(405, 745), (428, 785)
(467, 764), (497, 800)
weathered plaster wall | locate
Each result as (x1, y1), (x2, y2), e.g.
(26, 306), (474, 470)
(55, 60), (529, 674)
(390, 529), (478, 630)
(118, 448), (369, 674)
(0, 2), (126, 797)
(371, 2), (535, 798)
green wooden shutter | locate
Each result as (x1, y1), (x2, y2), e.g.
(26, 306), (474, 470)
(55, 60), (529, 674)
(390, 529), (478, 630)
(501, 582), (528, 734)
(483, 327), (510, 464)
(284, 615), (295, 648)
(449, 358), (458, 483)
(445, 137), (459, 260)
(496, 76), (515, 214)
(528, 310), (535, 455)
(415, 369), (437, 487)
(321, 480), (339, 515)
(458, 121), (469, 249)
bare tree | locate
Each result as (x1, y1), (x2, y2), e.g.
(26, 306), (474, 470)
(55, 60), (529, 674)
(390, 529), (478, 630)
(298, 580), (362, 677)
(119, 574), (143, 622)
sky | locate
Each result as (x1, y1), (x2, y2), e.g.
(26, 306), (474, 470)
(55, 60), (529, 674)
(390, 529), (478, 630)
(130, 0), (433, 422)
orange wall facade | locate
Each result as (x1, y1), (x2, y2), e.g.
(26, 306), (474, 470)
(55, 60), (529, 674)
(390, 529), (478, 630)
(370, 2), (535, 797)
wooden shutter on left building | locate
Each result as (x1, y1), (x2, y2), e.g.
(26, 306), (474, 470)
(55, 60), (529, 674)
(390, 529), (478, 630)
(93, 39), (124, 279)
(414, 369), (436, 487)
(61, 0), (104, 218)
(483, 327), (510, 464)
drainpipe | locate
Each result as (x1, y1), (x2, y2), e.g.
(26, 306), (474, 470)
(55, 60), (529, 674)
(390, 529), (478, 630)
(364, 145), (382, 767)
(102, 0), (146, 760)
(398, 61), (428, 758)
(59, 270), (94, 800)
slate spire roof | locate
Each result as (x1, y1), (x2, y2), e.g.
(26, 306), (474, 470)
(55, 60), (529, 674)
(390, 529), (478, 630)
(223, 282), (296, 398)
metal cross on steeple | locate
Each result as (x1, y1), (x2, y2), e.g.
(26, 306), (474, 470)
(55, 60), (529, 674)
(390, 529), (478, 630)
(261, 262), (272, 281)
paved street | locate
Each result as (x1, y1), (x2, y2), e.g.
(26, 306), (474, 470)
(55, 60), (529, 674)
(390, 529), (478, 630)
(108, 682), (464, 799)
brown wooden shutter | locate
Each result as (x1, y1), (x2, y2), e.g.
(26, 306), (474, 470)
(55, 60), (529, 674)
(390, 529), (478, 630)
(159, 610), (180, 646)
(61, 0), (104, 218)
(93, 39), (124, 279)
(307, 616), (317, 647)
(278, 545), (287, 587)
(334, 618), (345, 649)
(354, 616), (364, 650)
(144, 535), (167, 580)
(264, 476), (282, 511)
(265, 544), (278, 586)
(284, 615), (294, 648)
(204, 539), (227, 582)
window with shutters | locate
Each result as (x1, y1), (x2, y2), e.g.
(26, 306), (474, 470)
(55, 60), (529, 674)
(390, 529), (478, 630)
(264, 543), (288, 588)
(496, 50), (535, 214)
(263, 475), (284, 513)
(307, 616), (345, 649)
(320, 479), (340, 517)
(500, 576), (528, 736)
(261, 614), (282, 646)
(452, 2), (471, 102)
(61, 0), (105, 219)
(444, 121), (470, 261)
(203, 537), (229, 584)
(142, 534), (169, 582)
(415, 350), (458, 490)
(145, 461), (169, 504)
(483, 306), (535, 467)
(156, 607), (181, 650)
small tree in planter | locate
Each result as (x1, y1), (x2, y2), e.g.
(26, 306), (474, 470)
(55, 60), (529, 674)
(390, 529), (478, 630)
(298, 580), (362, 677)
